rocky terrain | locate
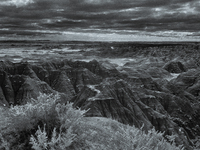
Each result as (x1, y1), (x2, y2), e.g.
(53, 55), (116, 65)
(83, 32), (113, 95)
(0, 41), (200, 149)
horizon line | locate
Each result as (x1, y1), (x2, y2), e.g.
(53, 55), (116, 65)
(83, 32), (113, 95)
(0, 39), (200, 43)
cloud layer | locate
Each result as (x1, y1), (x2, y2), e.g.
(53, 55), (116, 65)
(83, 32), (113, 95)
(0, 0), (200, 41)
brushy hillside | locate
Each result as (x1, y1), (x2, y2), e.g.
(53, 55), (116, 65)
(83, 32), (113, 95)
(0, 93), (183, 150)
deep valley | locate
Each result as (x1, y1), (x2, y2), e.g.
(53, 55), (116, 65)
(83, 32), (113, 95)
(0, 41), (200, 149)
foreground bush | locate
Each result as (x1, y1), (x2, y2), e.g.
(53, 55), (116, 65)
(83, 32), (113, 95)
(0, 93), (182, 150)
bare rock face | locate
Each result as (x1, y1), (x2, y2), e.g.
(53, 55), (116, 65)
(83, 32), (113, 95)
(0, 86), (9, 106)
(164, 61), (187, 73)
(71, 78), (194, 149)
(0, 71), (14, 105)
(0, 59), (116, 105)
(0, 59), (200, 149)
(167, 69), (200, 97)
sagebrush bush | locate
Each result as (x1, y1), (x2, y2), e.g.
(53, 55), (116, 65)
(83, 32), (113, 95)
(0, 93), (62, 149)
(0, 93), (183, 150)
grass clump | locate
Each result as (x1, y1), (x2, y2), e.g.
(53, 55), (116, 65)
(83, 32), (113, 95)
(0, 93), (182, 150)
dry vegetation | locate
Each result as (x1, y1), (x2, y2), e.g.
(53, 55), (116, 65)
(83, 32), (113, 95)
(0, 93), (182, 150)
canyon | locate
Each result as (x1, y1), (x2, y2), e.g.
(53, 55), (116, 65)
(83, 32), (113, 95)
(0, 41), (200, 149)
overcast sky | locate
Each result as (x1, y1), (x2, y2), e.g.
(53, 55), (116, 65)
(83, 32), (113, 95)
(0, 0), (200, 41)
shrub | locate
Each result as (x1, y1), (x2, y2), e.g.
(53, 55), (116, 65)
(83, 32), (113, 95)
(0, 93), (63, 149)
(0, 93), (183, 150)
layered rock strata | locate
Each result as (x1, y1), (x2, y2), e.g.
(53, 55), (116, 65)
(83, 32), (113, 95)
(0, 59), (200, 149)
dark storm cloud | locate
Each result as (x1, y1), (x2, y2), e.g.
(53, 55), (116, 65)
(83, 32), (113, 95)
(0, 0), (200, 38)
(0, 29), (57, 36)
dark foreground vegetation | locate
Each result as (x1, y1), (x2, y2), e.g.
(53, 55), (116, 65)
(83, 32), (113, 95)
(0, 41), (200, 149)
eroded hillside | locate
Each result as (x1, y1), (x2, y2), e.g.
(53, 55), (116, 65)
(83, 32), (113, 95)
(0, 41), (200, 149)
